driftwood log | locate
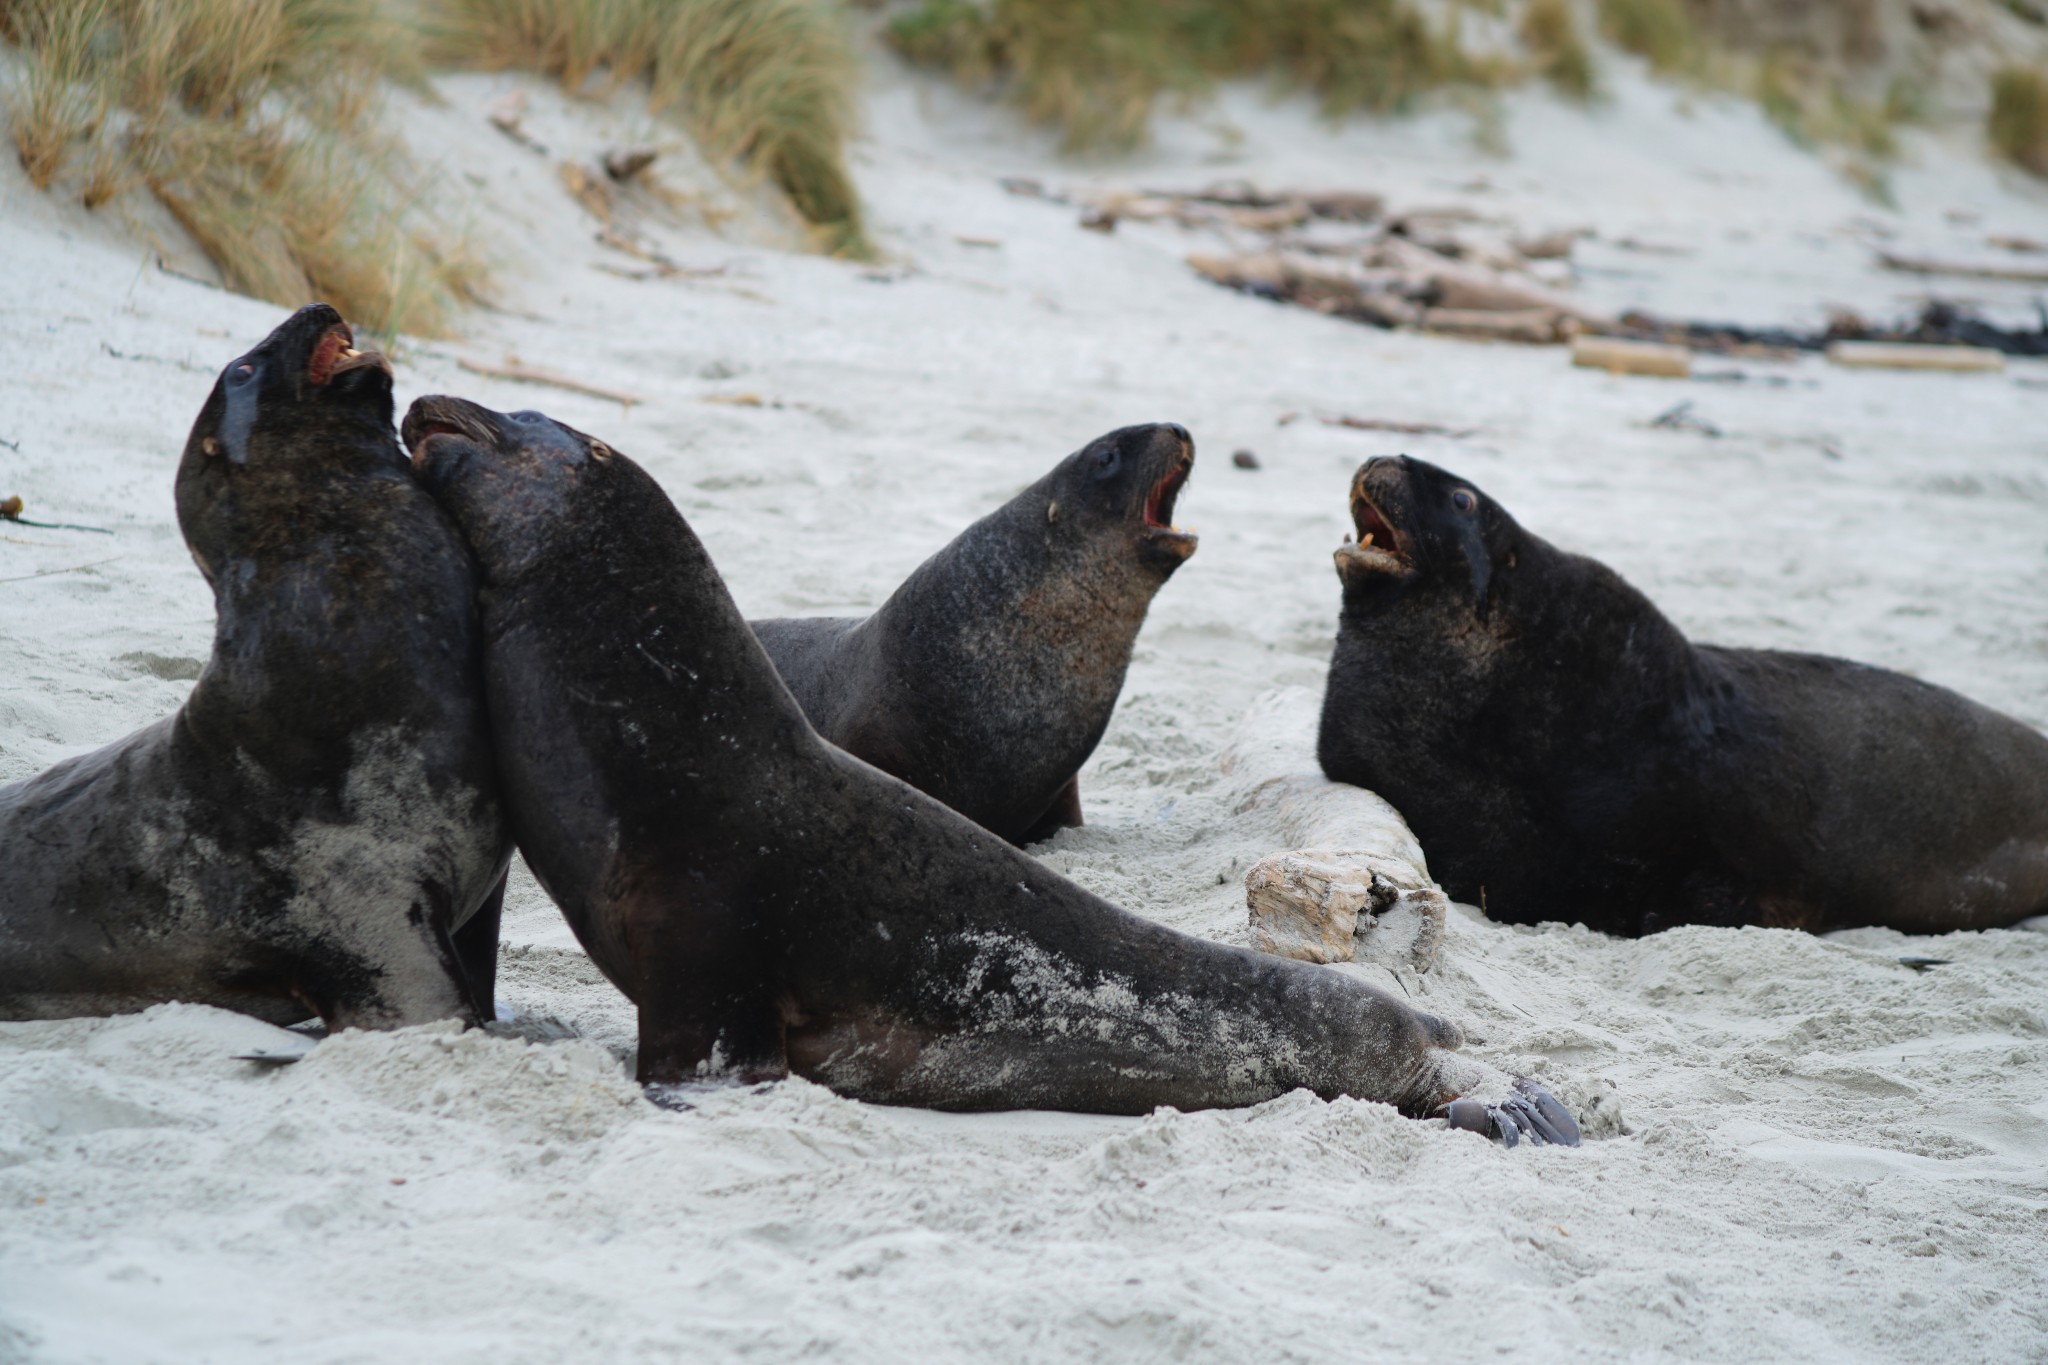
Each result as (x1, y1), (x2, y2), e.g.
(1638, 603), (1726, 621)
(1221, 688), (1448, 974)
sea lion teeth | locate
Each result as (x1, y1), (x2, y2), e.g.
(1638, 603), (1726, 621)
(1360, 533), (1374, 546)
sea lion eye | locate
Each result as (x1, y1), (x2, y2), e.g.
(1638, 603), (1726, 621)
(1092, 446), (1121, 479)
(1451, 489), (1477, 513)
(228, 362), (256, 386)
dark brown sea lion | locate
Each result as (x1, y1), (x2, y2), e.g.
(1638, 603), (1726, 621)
(405, 398), (1576, 1145)
(751, 423), (1196, 845)
(0, 305), (512, 1029)
(1319, 454), (2048, 937)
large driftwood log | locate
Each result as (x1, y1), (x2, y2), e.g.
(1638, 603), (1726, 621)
(1222, 688), (1447, 973)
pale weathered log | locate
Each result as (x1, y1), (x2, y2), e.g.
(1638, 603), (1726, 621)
(1422, 307), (1562, 344)
(1223, 688), (1447, 973)
(1824, 341), (2005, 372)
(1570, 335), (1691, 377)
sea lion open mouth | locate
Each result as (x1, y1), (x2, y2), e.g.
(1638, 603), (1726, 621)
(1336, 487), (1414, 578)
(1141, 447), (1197, 550)
(306, 324), (392, 386)
(400, 396), (492, 468)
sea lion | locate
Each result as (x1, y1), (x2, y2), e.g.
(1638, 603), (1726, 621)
(404, 397), (1576, 1145)
(750, 423), (1197, 845)
(0, 305), (512, 1029)
(1319, 454), (2048, 937)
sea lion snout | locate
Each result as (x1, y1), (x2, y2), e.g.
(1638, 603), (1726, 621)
(1336, 459), (1416, 584)
(306, 323), (392, 387)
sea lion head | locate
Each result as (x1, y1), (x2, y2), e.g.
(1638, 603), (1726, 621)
(175, 303), (397, 582)
(403, 395), (614, 581)
(1042, 422), (1197, 575)
(1334, 455), (1521, 620)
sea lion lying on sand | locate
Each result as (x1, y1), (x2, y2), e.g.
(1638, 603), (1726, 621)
(406, 398), (1576, 1145)
(0, 305), (512, 1028)
(1320, 454), (2048, 937)
(752, 423), (1197, 845)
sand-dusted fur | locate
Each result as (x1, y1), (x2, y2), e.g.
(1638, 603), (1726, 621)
(1319, 454), (2048, 937)
(0, 306), (511, 1028)
(407, 398), (1574, 1143)
(751, 423), (1196, 845)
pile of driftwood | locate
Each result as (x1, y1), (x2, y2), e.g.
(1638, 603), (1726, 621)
(1008, 179), (2048, 358)
(1026, 179), (1603, 345)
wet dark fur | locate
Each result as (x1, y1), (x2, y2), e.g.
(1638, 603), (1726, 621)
(1318, 454), (2048, 937)
(0, 306), (511, 1028)
(750, 424), (1196, 846)
(410, 401), (1486, 1116)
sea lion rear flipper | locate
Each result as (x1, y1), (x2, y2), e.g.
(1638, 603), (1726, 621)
(1440, 1077), (1581, 1148)
(452, 871), (509, 1020)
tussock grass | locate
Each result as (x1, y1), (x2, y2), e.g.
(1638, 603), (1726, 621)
(885, 0), (1481, 152)
(1, 0), (474, 338)
(1595, 0), (1698, 73)
(436, 0), (868, 255)
(1989, 65), (2048, 176)
(1520, 0), (1596, 99)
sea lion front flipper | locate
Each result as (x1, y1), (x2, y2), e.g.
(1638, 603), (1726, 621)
(624, 884), (788, 1087)
(452, 871), (509, 1020)
(1020, 776), (1084, 845)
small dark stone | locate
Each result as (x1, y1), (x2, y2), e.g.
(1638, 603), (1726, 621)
(1232, 449), (1261, 470)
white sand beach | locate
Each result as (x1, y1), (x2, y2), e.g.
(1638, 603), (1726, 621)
(3, 43), (2047, 1364)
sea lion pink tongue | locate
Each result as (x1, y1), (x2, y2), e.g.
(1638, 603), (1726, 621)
(406, 397), (1575, 1143)
(0, 304), (512, 1030)
(1319, 454), (2048, 937)
(751, 423), (1197, 846)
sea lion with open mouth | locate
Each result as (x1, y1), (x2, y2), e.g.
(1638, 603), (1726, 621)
(1319, 454), (2048, 937)
(751, 424), (1197, 845)
(405, 398), (1576, 1145)
(0, 305), (512, 1029)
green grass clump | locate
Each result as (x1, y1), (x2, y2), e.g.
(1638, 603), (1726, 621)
(1519, 0), (1596, 99)
(884, 0), (1477, 152)
(436, 0), (868, 255)
(1, 0), (475, 338)
(1989, 65), (2048, 176)
(1595, 0), (1697, 73)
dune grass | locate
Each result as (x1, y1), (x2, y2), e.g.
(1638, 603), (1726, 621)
(1520, 0), (1596, 100)
(1989, 65), (2048, 176)
(434, 0), (868, 255)
(1595, 0), (1699, 74)
(885, 0), (1481, 152)
(1, 0), (476, 338)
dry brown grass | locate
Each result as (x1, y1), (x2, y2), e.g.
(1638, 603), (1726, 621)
(1, 0), (476, 338)
(1520, 0), (1597, 99)
(435, 0), (868, 255)
(1989, 65), (2048, 176)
